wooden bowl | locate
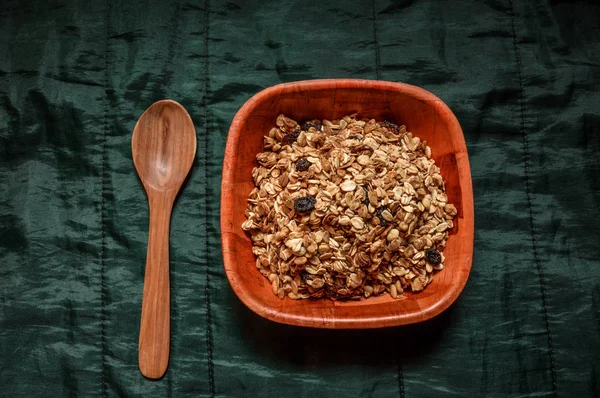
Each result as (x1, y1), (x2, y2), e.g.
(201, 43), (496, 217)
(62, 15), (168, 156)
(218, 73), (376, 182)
(221, 79), (473, 329)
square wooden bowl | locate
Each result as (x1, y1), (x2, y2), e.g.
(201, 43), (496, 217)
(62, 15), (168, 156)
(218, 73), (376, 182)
(220, 79), (473, 328)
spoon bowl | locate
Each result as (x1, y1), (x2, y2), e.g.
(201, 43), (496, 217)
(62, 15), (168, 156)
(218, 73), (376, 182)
(133, 100), (196, 192)
(132, 100), (196, 379)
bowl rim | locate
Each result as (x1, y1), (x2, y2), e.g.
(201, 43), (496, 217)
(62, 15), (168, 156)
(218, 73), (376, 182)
(221, 78), (474, 328)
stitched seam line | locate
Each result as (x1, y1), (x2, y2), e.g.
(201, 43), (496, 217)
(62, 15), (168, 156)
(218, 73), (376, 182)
(397, 361), (405, 398)
(372, 0), (381, 80)
(203, 0), (215, 396)
(509, 1), (557, 396)
(100, 1), (111, 397)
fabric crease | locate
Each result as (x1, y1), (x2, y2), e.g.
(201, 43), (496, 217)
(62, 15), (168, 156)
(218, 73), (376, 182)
(509, 0), (558, 396)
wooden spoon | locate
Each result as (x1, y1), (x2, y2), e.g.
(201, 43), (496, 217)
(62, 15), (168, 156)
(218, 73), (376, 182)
(132, 100), (196, 379)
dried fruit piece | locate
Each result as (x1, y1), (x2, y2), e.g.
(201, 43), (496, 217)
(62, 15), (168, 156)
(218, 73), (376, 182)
(381, 120), (399, 132)
(302, 121), (322, 131)
(301, 271), (311, 283)
(295, 158), (311, 171)
(425, 248), (442, 266)
(294, 196), (316, 213)
(375, 206), (390, 227)
(282, 129), (301, 145)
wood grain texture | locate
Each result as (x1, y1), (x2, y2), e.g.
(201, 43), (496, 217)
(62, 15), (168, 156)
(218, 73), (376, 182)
(221, 79), (474, 329)
(132, 100), (196, 378)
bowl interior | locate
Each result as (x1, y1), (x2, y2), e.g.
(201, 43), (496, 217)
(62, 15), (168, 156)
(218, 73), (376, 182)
(221, 80), (473, 328)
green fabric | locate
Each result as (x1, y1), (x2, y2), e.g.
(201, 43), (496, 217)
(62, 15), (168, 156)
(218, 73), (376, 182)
(1, 0), (599, 397)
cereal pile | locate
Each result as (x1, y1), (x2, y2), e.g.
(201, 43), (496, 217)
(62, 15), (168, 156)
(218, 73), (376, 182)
(242, 115), (457, 300)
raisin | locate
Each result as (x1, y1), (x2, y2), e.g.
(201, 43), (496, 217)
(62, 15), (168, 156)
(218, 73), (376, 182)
(348, 135), (360, 140)
(295, 158), (311, 172)
(375, 206), (389, 227)
(381, 120), (399, 132)
(361, 185), (369, 205)
(302, 121), (322, 131)
(294, 196), (316, 213)
(283, 129), (301, 145)
(425, 248), (442, 266)
(301, 271), (311, 283)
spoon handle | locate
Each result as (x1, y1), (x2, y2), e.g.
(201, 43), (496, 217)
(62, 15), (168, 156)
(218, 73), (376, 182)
(138, 191), (174, 379)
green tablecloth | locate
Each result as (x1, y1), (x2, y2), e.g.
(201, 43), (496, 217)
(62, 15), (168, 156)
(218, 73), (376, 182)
(1, 1), (599, 397)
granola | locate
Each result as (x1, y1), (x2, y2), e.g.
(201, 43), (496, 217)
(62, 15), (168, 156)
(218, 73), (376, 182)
(242, 114), (457, 300)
